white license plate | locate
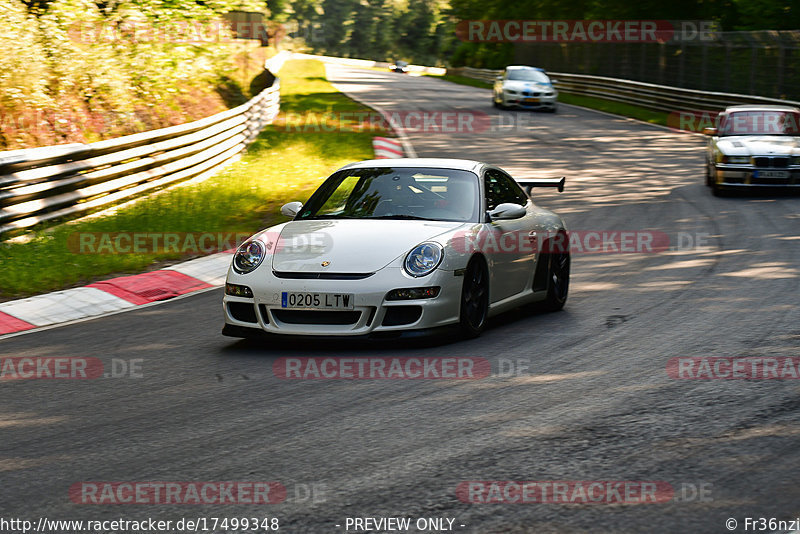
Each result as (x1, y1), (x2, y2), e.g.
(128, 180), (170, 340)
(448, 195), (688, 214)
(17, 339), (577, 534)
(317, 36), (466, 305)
(281, 292), (354, 310)
(754, 170), (789, 178)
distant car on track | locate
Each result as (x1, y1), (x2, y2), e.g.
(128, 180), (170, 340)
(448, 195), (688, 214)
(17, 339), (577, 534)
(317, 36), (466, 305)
(704, 105), (800, 195)
(390, 60), (409, 74)
(493, 65), (558, 112)
(222, 158), (568, 340)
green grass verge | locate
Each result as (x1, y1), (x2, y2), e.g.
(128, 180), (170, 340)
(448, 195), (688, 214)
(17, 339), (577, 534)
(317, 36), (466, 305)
(557, 93), (668, 126)
(0, 59), (385, 299)
(428, 73), (669, 126)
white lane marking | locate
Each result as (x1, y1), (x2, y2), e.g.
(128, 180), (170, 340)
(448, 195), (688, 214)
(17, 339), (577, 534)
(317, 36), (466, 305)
(163, 253), (233, 286)
(0, 285), (221, 341)
(0, 287), (134, 327)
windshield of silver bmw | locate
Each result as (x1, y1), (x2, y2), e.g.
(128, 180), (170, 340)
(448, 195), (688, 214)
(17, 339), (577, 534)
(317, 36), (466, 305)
(506, 70), (551, 83)
(296, 167), (481, 222)
(719, 111), (800, 136)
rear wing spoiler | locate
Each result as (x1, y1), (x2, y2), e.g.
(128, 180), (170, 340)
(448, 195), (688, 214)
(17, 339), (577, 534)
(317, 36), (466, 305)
(516, 177), (565, 195)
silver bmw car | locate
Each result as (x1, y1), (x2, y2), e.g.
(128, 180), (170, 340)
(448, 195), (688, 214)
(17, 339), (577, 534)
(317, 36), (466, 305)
(493, 65), (558, 112)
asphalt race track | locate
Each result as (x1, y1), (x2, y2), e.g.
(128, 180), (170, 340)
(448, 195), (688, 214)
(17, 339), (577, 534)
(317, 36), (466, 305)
(1, 64), (800, 533)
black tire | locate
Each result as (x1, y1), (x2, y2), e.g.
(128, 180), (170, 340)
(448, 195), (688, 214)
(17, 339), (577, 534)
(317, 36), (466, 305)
(711, 183), (727, 197)
(707, 164), (729, 196)
(459, 257), (489, 338)
(536, 245), (570, 312)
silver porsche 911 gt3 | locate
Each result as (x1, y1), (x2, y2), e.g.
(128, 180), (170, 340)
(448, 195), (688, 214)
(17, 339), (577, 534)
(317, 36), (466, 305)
(222, 158), (568, 340)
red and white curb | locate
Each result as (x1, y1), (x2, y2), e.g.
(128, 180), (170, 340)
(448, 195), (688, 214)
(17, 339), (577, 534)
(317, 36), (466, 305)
(372, 137), (404, 159)
(0, 252), (233, 338)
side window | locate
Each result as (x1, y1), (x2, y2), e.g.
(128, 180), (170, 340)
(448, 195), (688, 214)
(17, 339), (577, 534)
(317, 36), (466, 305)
(484, 169), (528, 210)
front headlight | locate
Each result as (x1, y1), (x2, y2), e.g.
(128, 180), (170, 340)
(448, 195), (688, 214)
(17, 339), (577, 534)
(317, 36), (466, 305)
(722, 155), (750, 164)
(505, 89), (518, 95)
(233, 240), (265, 274)
(404, 242), (443, 277)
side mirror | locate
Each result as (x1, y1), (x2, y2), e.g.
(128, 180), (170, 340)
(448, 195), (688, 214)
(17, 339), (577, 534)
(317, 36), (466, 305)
(496, 75), (503, 81)
(702, 127), (718, 136)
(488, 203), (527, 220)
(280, 201), (303, 217)
(550, 79), (559, 84)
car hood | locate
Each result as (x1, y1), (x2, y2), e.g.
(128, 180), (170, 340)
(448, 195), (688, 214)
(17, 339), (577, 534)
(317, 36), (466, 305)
(718, 135), (800, 155)
(502, 80), (553, 92)
(270, 219), (467, 273)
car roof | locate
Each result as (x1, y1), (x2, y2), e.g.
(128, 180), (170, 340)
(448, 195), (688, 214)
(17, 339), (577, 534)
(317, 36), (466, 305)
(338, 158), (485, 173)
(505, 65), (545, 72)
(724, 104), (800, 113)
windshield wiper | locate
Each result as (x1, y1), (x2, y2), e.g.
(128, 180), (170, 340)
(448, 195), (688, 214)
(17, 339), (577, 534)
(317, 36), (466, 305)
(301, 215), (357, 220)
(368, 215), (431, 220)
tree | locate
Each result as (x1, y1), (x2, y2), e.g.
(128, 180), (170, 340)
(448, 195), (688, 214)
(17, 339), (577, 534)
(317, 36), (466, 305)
(319, 0), (357, 55)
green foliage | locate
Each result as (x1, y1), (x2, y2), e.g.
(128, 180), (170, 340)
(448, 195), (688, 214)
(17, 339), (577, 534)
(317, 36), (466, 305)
(0, 0), (50, 109)
(278, 0), (798, 66)
(0, 0), (269, 148)
(38, 0), (131, 109)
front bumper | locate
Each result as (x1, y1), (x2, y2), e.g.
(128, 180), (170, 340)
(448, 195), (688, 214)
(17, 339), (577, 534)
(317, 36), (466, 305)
(713, 164), (800, 188)
(503, 91), (557, 109)
(223, 267), (464, 336)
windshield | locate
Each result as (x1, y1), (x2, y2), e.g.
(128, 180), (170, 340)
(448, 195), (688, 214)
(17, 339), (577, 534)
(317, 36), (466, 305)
(297, 167), (480, 222)
(719, 111), (800, 136)
(506, 69), (550, 83)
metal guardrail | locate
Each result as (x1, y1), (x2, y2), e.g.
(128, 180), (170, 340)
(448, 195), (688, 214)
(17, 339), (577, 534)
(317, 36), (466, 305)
(0, 57), (285, 236)
(448, 67), (800, 113)
(449, 67), (500, 84)
(514, 30), (800, 101)
(292, 53), (447, 75)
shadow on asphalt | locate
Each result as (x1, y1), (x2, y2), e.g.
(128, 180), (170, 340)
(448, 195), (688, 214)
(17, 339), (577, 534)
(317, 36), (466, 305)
(217, 305), (569, 357)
